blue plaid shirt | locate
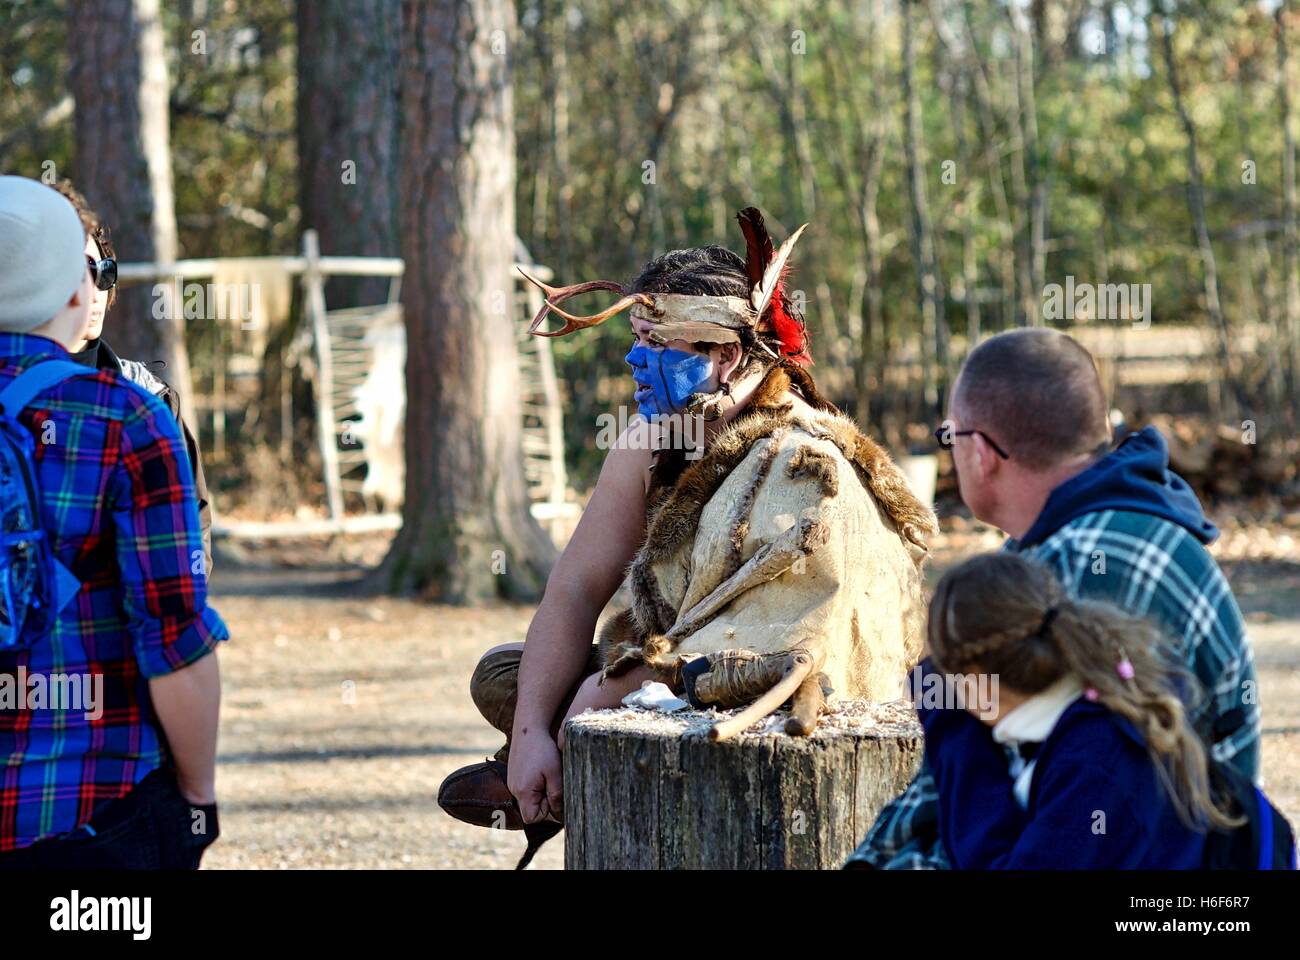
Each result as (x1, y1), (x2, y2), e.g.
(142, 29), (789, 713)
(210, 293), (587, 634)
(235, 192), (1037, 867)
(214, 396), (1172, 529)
(0, 333), (228, 852)
(849, 508), (1260, 869)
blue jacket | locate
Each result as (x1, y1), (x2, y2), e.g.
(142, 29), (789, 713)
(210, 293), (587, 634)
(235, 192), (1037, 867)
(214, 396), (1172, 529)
(1015, 425), (1217, 548)
(918, 660), (1206, 869)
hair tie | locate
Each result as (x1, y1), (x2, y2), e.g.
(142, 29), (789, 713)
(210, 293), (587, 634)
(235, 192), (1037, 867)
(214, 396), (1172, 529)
(1115, 645), (1136, 682)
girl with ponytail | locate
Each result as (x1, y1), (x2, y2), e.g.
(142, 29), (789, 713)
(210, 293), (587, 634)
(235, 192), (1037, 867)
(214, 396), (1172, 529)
(919, 552), (1252, 869)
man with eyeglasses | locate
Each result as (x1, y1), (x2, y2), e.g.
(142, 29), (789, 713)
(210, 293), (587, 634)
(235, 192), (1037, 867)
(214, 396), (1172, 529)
(848, 326), (1260, 869)
(53, 180), (212, 575)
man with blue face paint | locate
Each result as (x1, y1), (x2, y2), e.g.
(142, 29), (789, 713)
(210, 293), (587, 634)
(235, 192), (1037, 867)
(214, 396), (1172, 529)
(623, 343), (716, 417)
(438, 208), (938, 868)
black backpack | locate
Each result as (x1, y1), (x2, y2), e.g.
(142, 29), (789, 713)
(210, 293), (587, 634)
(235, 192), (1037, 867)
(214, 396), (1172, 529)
(1203, 761), (1297, 870)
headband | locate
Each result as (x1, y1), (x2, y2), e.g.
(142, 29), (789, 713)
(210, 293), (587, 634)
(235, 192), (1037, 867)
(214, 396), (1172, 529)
(519, 208), (812, 365)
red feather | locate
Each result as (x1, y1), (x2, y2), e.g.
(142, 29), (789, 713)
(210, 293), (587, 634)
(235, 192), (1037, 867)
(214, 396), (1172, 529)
(736, 207), (811, 365)
(769, 283), (811, 366)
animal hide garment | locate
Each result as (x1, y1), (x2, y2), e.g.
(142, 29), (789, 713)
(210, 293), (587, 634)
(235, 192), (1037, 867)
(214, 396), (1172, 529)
(599, 365), (938, 702)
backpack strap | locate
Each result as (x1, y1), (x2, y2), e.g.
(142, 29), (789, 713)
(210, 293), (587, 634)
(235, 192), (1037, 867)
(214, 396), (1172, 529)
(1256, 788), (1275, 869)
(0, 359), (95, 416)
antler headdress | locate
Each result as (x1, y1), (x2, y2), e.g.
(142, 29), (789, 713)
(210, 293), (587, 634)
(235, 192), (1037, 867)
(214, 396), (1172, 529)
(519, 207), (811, 365)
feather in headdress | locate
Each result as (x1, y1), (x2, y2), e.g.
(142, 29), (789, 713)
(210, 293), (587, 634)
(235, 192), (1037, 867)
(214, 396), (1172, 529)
(735, 207), (811, 365)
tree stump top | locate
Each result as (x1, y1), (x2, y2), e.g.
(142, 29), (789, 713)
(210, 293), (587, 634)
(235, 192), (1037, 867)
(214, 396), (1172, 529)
(563, 700), (923, 870)
(566, 698), (921, 743)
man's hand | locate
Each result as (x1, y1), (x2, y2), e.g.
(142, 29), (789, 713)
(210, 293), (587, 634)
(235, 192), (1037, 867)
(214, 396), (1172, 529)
(507, 729), (563, 824)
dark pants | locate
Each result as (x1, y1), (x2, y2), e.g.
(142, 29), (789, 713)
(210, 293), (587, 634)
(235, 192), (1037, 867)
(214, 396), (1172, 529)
(0, 768), (220, 870)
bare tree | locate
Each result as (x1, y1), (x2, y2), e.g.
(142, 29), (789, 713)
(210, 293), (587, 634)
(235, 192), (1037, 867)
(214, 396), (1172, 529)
(1006, 0), (1046, 326)
(902, 0), (945, 416)
(955, 0), (1016, 330)
(1156, 5), (1246, 415)
(67, 0), (192, 411)
(375, 0), (556, 602)
(814, 0), (891, 427)
(1278, 0), (1300, 411)
(947, 61), (980, 353)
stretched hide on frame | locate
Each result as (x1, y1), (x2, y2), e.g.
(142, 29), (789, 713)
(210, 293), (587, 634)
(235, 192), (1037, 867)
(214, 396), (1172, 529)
(353, 318), (406, 507)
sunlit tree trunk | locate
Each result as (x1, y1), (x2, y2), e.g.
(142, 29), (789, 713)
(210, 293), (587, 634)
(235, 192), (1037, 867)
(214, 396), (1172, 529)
(1006, 1), (1044, 326)
(375, 0), (555, 602)
(1277, 0), (1300, 415)
(67, 0), (192, 418)
(902, 0), (945, 417)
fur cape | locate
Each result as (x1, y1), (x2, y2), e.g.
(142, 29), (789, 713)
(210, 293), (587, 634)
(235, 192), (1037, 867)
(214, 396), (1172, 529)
(599, 365), (939, 702)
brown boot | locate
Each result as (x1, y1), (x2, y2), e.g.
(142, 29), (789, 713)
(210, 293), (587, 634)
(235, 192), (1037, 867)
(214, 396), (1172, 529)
(437, 758), (524, 830)
(438, 645), (600, 867)
(460, 644), (603, 763)
(438, 650), (525, 829)
(436, 760), (562, 870)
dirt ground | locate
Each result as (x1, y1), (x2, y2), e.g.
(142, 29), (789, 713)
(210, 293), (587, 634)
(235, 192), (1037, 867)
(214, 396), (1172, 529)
(200, 528), (1300, 870)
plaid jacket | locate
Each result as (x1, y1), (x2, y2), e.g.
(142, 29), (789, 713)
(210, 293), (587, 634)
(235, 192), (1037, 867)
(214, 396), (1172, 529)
(848, 508), (1260, 869)
(0, 333), (227, 852)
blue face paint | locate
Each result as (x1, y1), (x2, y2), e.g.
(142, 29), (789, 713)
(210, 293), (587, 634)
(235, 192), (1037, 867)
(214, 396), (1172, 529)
(624, 343), (715, 416)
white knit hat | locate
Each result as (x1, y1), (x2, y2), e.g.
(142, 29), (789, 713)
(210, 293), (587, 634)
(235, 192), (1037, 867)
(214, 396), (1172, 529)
(0, 176), (88, 332)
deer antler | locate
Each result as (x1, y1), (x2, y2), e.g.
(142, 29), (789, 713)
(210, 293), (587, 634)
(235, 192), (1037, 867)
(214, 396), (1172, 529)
(709, 649), (816, 742)
(518, 267), (655, 337)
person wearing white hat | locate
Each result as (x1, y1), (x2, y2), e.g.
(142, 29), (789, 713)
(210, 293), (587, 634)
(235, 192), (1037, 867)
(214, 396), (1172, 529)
(0, 175), (229, 870)
(0, 175), (95, 343)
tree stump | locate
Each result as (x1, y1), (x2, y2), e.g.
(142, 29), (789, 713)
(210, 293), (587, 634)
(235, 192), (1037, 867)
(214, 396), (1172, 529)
(562, 700), (923, 869)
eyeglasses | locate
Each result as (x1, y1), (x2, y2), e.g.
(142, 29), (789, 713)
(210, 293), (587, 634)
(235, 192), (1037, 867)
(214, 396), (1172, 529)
(933, 424), (1010, 460)
(87, 255), (117, 292)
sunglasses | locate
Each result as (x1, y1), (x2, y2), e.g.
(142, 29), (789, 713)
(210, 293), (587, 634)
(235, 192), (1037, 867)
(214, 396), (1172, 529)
(87, 255), (117, 292)
(933, 424), (1010, 460)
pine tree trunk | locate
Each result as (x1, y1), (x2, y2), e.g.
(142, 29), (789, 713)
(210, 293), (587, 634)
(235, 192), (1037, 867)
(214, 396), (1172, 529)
(956, 2), (1017, 331)
(860, 0), (888, 430)
(1007, 1), (1045, 327)
(67, 0), (192, 415)
(375, 0), (555, 602)
(297, 0), (401, 310)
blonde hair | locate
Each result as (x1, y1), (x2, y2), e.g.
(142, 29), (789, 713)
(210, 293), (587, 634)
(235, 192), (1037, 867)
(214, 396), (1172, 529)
(928, 553), (1239, 831)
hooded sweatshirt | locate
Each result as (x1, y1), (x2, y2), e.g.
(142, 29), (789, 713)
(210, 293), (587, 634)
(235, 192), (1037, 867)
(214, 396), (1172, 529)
(1013, 426), (1217, 549)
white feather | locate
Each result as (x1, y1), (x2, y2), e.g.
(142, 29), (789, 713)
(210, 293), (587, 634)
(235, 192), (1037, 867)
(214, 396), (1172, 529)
(750, 223), (809, 317)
